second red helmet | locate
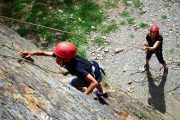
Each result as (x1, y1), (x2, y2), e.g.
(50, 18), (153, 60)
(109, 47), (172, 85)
(53, 41), (76, 59)
(149, 25), (159, 33)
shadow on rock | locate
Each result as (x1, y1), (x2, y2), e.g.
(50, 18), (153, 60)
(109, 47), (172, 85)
(94, 96), (109, 105)
(147, 69), (167, 114)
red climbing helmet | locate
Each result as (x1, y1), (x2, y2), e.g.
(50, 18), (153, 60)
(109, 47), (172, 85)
(53, 41), (76, 59)
(149, 25), (159, 33)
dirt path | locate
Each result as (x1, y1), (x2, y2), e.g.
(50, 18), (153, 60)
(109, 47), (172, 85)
(87, 0), (180, 119)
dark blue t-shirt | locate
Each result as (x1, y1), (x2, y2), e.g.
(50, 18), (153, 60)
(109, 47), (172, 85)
(146, 33), (163, 51)
(64, 56), (92, 79)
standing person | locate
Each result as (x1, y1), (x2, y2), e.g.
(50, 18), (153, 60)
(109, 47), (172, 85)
(143, 25), (168, 74)
(19, 41), (107, 97)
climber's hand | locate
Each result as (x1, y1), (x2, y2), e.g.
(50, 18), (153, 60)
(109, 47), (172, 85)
(18, 50), (32, 58)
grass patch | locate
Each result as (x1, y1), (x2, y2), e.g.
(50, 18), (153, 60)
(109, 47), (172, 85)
(17, 28), (31, 37)
(116, 84), (122, 91)
(176, 0), (180, 3)
(120, 20), (126, 25)
(164, 2), (172, 7)
(177, 61), (180, 67)
(127, 17), (135, 25)
(161, 15), (167, 19)
(133, 111), (142, 119)
(103, 0), (119, 8)
(133, 0), (142, 9)
(94, 37), (104, 46)
(100, 22), (118, 35)
(129, 33), (135, 38)
(169, 48), (175, 53)
(77, 48), (86, 58)
(121, 10), (130, 17)
(0, 2), (12, 9)
(122, 0), (132, 6)
(177, 44), (180, 48)
(139, 22), (149, 29)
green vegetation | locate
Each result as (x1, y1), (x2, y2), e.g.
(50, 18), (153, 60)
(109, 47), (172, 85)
(0, 2), (11, 9)
(117, 84), (122, 91)
(164, 2), (171, 7)
(133, 111), (142, 119)
(129, 33), (135, 38)
(122, 0), (131, 6)
(176, 0), (180, 3)
(77, 48), (86, 58)
(94, 37), (104, 46)
(100, 22), (118, 35)
(169, 48), (175, 53)
(161, 15), (167, 19)
(104, 0), (119, 8)
(120, 20), (126, 25)
(127, 17), (135, 25)
(122, 0), (142, 9)
(3, 0), (107, 57)
(177, 61), (180, 67)
(133, 0), (142, 9)
(139, 22), (149, 29)
(121, 10), (130, 17)
(177, 44), (180, 48)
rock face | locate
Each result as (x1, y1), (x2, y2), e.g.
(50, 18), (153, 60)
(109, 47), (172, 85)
(0, 24), (117, 120)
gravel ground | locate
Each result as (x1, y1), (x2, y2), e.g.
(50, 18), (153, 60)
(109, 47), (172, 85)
(87, 0), (180, 119)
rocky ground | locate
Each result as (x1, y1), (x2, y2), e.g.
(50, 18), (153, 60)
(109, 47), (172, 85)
(87, 0), (180, 119)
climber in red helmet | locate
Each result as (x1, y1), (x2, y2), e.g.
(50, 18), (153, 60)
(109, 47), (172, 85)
(19, 41), (107, 97)
(143, 25), (168, 75)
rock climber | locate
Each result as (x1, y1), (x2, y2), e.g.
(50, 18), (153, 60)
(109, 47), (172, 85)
(143, 25), (168, 75)
(19, 41), (108, 97)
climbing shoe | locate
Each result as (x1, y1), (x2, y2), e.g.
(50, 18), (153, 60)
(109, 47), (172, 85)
(141, 64), (149, 72)
(162, 68), (168, 76)
(95, 90), (108, 98)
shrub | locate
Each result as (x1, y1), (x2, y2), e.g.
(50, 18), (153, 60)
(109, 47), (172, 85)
(161, 15), (167, 19)
(127, 17), (135, 25)
(177, 62), (180, 67)
(120, 20), (126, 25)
(121, 10), (130, 17)
(100, 22), (118, 35)
(139, 22), (149, 29)
(94, 37), (104, 46)
(133, 0), (142, 9)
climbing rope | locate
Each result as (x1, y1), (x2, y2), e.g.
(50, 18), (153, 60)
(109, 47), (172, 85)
(0, 15), (74, 35)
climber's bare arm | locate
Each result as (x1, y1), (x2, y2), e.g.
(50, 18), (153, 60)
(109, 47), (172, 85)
(18, 50), (53, 58)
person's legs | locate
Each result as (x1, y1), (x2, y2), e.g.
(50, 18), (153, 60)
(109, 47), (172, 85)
(69, 77), (89, 91)
(95, 83), (108, 98)
(155, 51), (168, 73)
(96, 83), (103, 93)
(144, 51), (153, 70)
(94, 68), (108, 98)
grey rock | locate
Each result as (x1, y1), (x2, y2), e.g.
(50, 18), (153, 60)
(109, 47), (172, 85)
(0, 24), (117, 120)
(114, 48), (124, 54)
